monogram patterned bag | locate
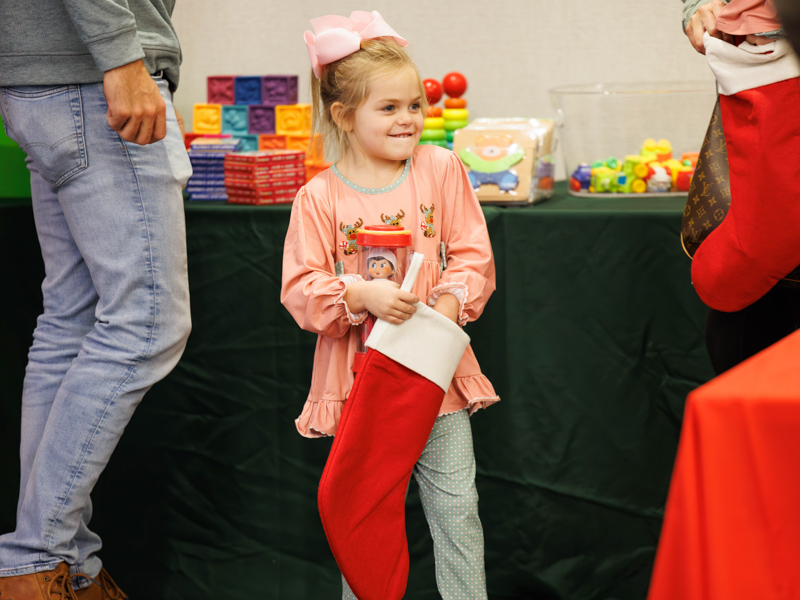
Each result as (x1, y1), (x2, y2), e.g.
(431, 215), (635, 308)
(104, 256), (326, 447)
(680, 97), (800, 287)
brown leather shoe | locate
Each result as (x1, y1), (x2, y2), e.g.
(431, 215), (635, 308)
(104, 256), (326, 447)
(0, 562), (78, 599)
(73, 569), (127, 600)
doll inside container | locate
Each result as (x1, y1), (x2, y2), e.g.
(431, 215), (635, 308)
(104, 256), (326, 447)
(367, 250), (397, 281)
(354, 226), (412, 367)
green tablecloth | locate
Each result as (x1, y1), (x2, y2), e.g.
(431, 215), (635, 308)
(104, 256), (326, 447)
(0, 183), (714, 599)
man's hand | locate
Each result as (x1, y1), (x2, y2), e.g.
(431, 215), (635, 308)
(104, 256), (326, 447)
(103, 60), (167, 145)
(686, 0), (734, 54)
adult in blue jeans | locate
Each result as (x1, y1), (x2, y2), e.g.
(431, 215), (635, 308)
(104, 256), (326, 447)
(0, 1), (192, 598)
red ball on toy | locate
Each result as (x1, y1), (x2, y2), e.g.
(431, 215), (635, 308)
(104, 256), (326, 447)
(423, 78), (443, 105)
(442, 72), (467, 98)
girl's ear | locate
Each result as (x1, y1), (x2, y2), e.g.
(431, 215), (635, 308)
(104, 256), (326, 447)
(331, 102), (353, 132)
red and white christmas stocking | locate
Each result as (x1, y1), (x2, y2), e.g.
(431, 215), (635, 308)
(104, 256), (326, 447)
(318, 254), (470, 600)
(692, 32), (800, 312)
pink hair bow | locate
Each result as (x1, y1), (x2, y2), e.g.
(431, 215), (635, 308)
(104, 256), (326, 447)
(304, 11), (408, 79)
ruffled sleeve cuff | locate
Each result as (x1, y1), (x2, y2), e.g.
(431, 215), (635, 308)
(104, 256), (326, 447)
(335, 275), (368, 325)
(428, 282), (469, 326)
(452, 373), (500, 414)
(295, 399), (344, 438)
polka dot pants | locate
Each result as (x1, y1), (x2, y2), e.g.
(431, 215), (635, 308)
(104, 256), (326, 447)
(342, 409), (488, 599)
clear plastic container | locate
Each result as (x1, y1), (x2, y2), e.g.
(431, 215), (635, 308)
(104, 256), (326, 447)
(353, 225), (412, 371)
(550, 82), (717, 197)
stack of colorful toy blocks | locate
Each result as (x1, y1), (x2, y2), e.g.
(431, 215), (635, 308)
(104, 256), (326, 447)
(186, 137), (241, 201)
(224, 150), (306, 205)
(420, 72), (469, 150)
(192, 75), (306, 153)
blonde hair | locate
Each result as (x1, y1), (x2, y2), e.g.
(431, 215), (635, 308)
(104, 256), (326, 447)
(310, 38), (427, 160)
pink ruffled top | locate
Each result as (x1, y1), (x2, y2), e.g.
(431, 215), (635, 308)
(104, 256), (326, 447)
(281, 144), (500, 437)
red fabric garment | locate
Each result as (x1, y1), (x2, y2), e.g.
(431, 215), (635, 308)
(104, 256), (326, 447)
(317, 348), (445, 600)
(647, 330), (800, 600)
(691, 76), (800, 312)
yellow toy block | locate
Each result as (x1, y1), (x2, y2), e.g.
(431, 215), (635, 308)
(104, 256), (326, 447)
(258, 134), (287, 150)
(193, 103), (222, 135)
(424, 117), (445, 129)
(276, 104), (311, 136)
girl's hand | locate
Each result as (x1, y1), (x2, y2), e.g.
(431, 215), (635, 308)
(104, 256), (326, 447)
(745, 34), (775, 46)
(345, 280), (419, 325)
(686, 0), (734, 54)
(432, 293), (460, 324)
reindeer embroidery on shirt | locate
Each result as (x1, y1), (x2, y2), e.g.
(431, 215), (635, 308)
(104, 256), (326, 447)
(381, 210), (405, 227)
(419, 203), (435, 238)
(339, 218), (363, 255)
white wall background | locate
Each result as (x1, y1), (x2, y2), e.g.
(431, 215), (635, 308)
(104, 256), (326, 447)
(172, 0), (716, 174)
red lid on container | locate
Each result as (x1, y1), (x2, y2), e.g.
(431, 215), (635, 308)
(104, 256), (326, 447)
(356, 224), (412, 247)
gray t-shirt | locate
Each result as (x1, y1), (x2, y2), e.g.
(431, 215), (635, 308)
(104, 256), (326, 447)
(0, 0), (182, 91)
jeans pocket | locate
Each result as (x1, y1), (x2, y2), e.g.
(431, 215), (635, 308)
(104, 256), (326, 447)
(0, 85), (87, 186)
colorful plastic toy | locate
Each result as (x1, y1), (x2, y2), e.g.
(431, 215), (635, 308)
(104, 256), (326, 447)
(444, 98), (467, 109)
(442, 72), (467, 98)
(259, 134), (288, 150)
(569, 163), (592, 192)
(207, 76), (235, 104)
(426, 106), (442, 118)
(234, 76), (263, 105)
(193, 104), (222, 134)
(536, 158), (556, 191)
(420, 73), (470, 150)
(571, 138), (696, 195)
(237, 134), (259, 152)
(287, 134), (310, 152)
(423, 78), (443, 105)
(276, 104), (312, 136)
(675, 168), (693, 192)
(195, 73), (331, 194)
(248, 105), (276, 134)
(681, 152), (699, 168)
(221, 105), (249, 136)
(262, 75), (299, 105)
(646, 165), (672, 193)
(421, 115), (446, 146)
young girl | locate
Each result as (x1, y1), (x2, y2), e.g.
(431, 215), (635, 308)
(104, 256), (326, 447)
(281, 11), (499, 599)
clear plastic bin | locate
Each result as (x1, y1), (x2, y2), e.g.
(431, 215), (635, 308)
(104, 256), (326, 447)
(550, 82), (717, 197)
(353, 225), (412, 372)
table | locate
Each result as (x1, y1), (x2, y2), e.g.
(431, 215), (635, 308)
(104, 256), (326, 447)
(0, 183), (715, 599)
(648, 328), (800, 600)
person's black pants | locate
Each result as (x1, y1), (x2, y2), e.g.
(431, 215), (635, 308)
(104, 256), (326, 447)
(705, 285), (800, 375)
